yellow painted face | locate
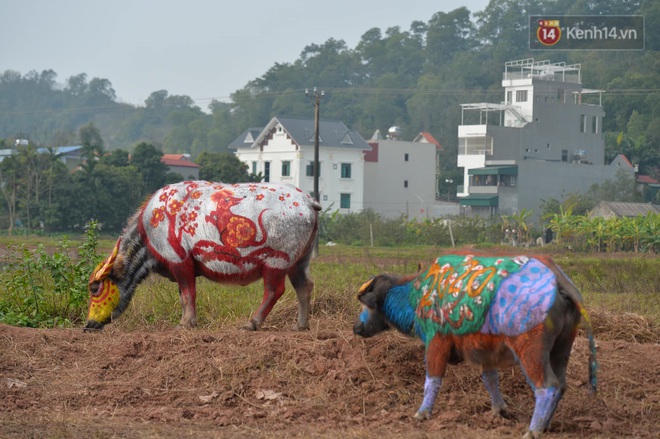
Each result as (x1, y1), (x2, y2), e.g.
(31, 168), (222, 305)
(87, 277), (120, 324)
(86, 238), (121, 327)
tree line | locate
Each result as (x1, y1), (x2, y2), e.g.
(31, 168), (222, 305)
(0, 124), (257, 234)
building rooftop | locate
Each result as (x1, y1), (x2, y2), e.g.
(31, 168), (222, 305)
(503, 58), (581, 84)
(229, 116), (371, 151)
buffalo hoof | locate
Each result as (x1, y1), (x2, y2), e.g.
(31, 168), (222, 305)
(414, 410), (432, 421)
(240, 321), (258, 331)
(491, 403), (509, 417)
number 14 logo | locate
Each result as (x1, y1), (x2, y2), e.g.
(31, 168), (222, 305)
(537, 20), (561, 46)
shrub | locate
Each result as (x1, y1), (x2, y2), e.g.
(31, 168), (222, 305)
(0, 221), (103, 327)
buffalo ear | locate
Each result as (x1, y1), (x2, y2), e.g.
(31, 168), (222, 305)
(359, 291), (379, 310)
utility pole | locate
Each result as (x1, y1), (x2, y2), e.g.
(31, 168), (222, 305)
(305, 87), (324, 202)
(305, 87), (324, 256)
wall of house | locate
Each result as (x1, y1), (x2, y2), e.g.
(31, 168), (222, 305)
(234, 139), (365, 214)
(516, 159), (633, 224)
(295, 146), (365, 213)
(528, 101), (605, 165)
(168, 165), (199, 180)
(363, 139), (437, 220)
(483, 125), (521, 163)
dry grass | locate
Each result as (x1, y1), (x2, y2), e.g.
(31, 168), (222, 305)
(587, 306), (660, 344)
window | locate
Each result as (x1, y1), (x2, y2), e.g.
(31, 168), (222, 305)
(506, 91), (512, 104)
(557, 88), (565, 103)
(251, 161), (257, 175)
(515, 90), (528, 102)
(340, 193), (351, 209)
(592, 116), (598, 134)
(458, 136), (494, 155)
(404, 153), (409, 162)
(306, 161), (321, 177)
(580, 115), (586, 133)
(562, 149), (568, 162)
(340, 163), (351, 179)
(404, 180), (408, 188)
(264, 161), (270, 182)
(281, 161), (290, 177)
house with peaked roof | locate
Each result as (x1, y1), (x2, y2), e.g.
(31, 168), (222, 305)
(161, 154), (200, 180)
(35, 145), (85, 171)
(636, 174), (660, 202)
(229, 116), (371, 212)
(364, 130), (445, 220)
(456, 58), (636, 225)
(590, 201), (660, 219)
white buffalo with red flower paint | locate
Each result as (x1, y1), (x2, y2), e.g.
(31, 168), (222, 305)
(85, 181), (321, 331)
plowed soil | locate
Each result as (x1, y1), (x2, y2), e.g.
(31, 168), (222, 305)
(1, 307), (659, 439)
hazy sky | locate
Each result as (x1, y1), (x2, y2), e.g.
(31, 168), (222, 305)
(1, 0), (490, 109)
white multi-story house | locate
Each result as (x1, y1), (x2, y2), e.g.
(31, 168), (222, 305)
(457, 58), (635, 224)
(229, 116), (371, 213)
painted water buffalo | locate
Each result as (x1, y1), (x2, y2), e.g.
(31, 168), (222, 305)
(85, 181), (321, 331)
(353, 251), (597, 439)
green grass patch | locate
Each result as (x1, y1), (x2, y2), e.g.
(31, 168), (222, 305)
(1, 237), (659, 333)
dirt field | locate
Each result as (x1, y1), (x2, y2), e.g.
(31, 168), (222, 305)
(1, 305), (659, 439)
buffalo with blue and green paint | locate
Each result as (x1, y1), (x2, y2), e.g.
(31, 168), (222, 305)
(353, 251), (597, 439)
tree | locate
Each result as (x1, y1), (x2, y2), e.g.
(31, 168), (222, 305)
(100, 149), (130, 167)
(0, 155), (20, 234)
(196, 152), (257, 183)
(426, 8), (476, 68)
(587, 169), (641, 203)
(57, 164), (144, 232)
(130, 142), (169, 195)
(79, 122), (104, 175)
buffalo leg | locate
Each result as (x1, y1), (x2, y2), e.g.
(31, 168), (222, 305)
(287, 251), (314, 330)
(543, 324), (579, 429)
(244, 270), (287, 331)
(177, 278), (198, 328)
(481, 368), (507, 415)
(509, 324), (562, 438)
(415, 335), (452, 420)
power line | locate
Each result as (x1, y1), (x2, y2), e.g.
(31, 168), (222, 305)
(0, 87), (657, 118)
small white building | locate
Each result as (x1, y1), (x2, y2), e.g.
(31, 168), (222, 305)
(229, 116), (371, 213)
(364, 129), (444, 220)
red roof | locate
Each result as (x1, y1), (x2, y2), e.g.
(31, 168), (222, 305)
(161, 154), (200, 168)
(416, 132), (443, 151)
(637, 174), (658, 184)
(616, 153), (634, 168)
